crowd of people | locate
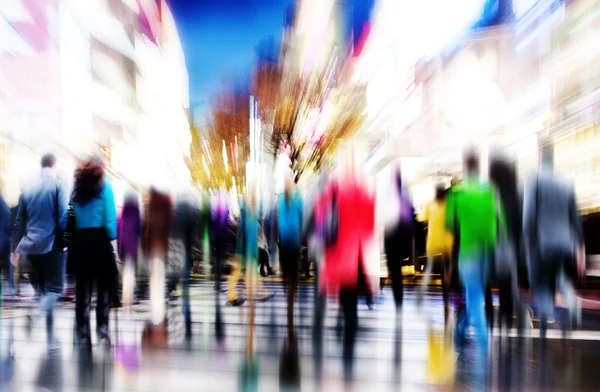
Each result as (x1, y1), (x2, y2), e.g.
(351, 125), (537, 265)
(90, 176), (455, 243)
(0, 142), (587, 382)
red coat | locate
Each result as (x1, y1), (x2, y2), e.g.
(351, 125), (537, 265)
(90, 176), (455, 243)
(316, 173), (377, 296)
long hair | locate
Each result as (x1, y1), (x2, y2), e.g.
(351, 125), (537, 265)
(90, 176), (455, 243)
(73, 158), (104, 205)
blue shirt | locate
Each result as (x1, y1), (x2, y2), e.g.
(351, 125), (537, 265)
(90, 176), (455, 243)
(277, 192), (303, 247)
(73, 180), (117, 240)
(13, 169), (68, 255)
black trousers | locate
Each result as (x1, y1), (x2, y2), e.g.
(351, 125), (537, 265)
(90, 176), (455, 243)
(385, 226), (412, 308)
(340, 288), (358, 378)
(71, 228), (117, 337)
(280, 245), (300, 336)
(76, 272), (112, 336)
(498, 275), (514, 330)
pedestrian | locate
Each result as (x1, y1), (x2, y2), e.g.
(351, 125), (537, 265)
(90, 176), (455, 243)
(445, 148), (501, 357)
(523, 144), (584, 340)
(383, 165), (415, 311)
(117, 192), (142, 311)
(276, 173), (304, 338)
(210, 190), (230, 335)
(12, 153), (68, 348)
(316, 144), (378, 380)
(418, 183), (454, 318)
(69, 157), (118, 347)
(0, 186), (12, 296)
(141, 187), (173, 341)
(489, 155), (522, 333)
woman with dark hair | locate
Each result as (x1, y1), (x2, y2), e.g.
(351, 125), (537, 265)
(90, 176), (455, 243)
(69, 158), (118, 347)
(489, 155), (521, 332)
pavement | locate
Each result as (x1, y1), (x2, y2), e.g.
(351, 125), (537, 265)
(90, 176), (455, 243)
(1, 279), (600, 391)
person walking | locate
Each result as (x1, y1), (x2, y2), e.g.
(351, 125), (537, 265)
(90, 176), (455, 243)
(445, 149), (502, 357)
(383, 166), (415, 311)
(523, 144), (584, 341)
(0, 188), (12, 296)
(418, 184), (454, 318)
(12, 154), (67, 347)
(210, 190), (230, 338)
(141, 188), (173, 342)
(489, 155), (522, 333)
(316, 145), (378, 380)
(276, 174), (304, 338)
(68, 158), (118, 347)
(117, 192), (142, 311)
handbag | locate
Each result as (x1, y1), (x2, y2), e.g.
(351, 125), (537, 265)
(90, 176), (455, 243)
(53, 186), (74, 251)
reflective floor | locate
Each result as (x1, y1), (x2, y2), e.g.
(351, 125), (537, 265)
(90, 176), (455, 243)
(1, 281), (600, 391)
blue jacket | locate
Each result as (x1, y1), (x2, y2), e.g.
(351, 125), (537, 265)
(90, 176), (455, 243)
(277, 192), (303, 247)
(13, 169), (68, 255)
(73, 180), (117, 240)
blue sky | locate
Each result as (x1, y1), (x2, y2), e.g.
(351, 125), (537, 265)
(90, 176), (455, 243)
(169, 0), (375, 118)
(169, 0), (295, 116)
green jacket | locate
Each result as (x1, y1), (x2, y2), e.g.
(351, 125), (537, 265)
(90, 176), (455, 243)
(445, 177), (504, 259)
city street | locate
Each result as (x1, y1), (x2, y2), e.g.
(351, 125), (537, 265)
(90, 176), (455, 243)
(1, 280), (600, 391)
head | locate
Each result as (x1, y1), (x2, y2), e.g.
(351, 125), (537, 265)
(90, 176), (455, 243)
(463, 148), (480, 177)
(73, 157), (104, 205)
(435, 183), (446, 201)
(41, 153), (56, 169)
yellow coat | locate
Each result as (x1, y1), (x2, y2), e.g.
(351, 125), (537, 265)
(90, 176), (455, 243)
(421, 200), (454, 258)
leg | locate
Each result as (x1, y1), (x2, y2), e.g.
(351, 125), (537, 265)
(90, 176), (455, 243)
(418, 256), (436, 305)
(40, 251), (65, 342)
(387, 258), (403, 309)
(214, 246), (224, 340)
(149, 254), (166, 326)
(498, 274), (514, 332)
(96, 276), (112, 343)
(340, 288), (358, 379)
(459, 260), (489, 355)
(122, 258), (136, 310)
(75, 271), (93, 341)
(312, 259), (326, 380)
(227, 260), (241, 303)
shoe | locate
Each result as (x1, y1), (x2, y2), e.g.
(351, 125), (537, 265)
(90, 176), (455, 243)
(226, 298), (246, 307)
(260, 269), (268, 278)
(301, 273), (313, 280)
(97, 327), (111, 347)
(267, 268), (276, 276)
(256, 292), (274, 302)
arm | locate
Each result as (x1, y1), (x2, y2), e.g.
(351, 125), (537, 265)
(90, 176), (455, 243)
(522, 179), (536, 246)
(0, 198), (11, 247)
(11, 196), (26, 253)
(444, 190), (456, 233)
(104, 185), (118, 241)
(57, 182), (68, 232)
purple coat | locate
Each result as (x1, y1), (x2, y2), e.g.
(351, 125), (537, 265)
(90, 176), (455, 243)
(117, 201), (142, 261)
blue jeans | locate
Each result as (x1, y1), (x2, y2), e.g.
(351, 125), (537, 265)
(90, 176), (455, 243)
(28, 250), (65, 339)
(458, 256), (489, 354)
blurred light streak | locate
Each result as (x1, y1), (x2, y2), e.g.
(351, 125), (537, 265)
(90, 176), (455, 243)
(203, 155), (210, 179)
(222, 139), (229, 174)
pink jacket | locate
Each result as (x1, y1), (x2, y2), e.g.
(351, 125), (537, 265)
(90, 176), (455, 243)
(316, 174), (377, 296)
